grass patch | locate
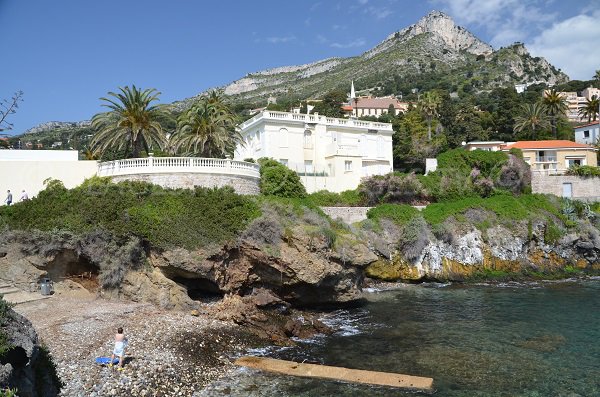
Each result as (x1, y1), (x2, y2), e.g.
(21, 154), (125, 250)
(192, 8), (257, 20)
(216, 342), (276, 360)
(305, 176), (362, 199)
(366, 204), (421, 227)
(422, 194), (560, 225)
(307, 190), (364, 207)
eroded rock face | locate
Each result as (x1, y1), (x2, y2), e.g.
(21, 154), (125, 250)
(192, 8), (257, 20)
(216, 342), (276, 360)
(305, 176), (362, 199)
(0, 309), (60, 396)
(149, 226), (378, 307)
(366, 220), (600, 281)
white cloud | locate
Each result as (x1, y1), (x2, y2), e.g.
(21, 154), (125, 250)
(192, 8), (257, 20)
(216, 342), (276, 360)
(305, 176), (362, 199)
(366, 6), (393, 19)
(432, 0), (556, 47)
(309, 2), (322, 12)
(331, 38), (366, 48)
(264, 35), (297, 44)
(358, 0), (369, 4)
(528, 11), (600, 80)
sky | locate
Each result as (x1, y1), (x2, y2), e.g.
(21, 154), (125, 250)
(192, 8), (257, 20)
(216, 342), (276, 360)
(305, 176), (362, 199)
(1, 0), (599, 135)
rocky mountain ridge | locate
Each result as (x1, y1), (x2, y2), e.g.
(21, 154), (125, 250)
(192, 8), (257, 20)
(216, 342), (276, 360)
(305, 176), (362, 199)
(22, 120), (91, 136)
(210, 10), (566, 104)
(17, 10), (568, 139)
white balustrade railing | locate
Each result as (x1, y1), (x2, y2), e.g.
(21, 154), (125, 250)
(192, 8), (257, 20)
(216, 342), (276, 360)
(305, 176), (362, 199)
(239, 111), (393, 131)
(97, 157), (260, 178)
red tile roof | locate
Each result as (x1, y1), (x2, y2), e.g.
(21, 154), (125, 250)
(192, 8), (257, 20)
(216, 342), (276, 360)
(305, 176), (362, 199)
(575, 121), (599, 129)
(504, 140), (594, 150)
(353, 97), (407, 109)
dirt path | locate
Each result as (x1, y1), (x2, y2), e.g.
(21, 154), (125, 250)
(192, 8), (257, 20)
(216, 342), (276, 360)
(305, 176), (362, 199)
(14, 289), (257, 397)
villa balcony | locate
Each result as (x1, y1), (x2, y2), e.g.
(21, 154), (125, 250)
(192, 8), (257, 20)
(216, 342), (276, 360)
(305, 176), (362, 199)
(324, 143), (360, 157)
(97, 157), (260, 179)
(239, 111), (393, 132)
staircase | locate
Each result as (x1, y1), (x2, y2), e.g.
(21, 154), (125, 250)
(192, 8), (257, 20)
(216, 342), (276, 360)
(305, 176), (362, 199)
(0, 282), (52, 305)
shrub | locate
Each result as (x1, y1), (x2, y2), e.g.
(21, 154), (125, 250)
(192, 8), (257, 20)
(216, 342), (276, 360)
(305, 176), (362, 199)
(0, 296), (15, 359)
(437, 148), (508, 177)
(0, 180), (260, 250)
(359, 173), (425, 205)
(258, 158), (307, 198)
(565, 165), (600, 177)
(422, 194), (560, 225)
(398, 215), (430, 262)
(367, 204), (421, 226)
(496, 154), (531, 194)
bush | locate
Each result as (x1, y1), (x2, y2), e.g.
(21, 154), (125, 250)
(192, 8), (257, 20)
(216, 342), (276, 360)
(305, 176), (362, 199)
(565, 165), (600, 177)
(367, 204), (421, 226)
(0, 296), (15, 359)
(437, 148), (508, 177)
(422, 194), (560, 225)
(359, 173), (425, 205)
(0, 179), (260, 250)
(258, 158), (307, 198)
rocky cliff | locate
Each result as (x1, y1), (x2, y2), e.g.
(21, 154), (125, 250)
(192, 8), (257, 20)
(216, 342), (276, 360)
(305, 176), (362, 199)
(364, 213), (600, 282)
(0, 306), (61, 396)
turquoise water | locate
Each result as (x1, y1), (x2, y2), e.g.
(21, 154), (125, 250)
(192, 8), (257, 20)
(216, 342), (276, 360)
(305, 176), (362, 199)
(201, 279), (600, 396)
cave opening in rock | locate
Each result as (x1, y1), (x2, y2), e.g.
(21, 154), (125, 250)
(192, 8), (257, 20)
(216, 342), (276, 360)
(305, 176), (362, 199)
(45, 249), (100, 291)
(172, 277), (223, 302)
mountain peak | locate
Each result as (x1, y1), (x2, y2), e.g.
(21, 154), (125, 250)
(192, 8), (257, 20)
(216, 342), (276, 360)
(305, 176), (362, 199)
(366, 10), (492, 58)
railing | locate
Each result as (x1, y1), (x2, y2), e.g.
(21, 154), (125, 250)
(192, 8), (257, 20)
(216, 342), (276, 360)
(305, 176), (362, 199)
(536, 156), (557, 163)
(97, 157), (260, 178)
(239, 111), (393, 131)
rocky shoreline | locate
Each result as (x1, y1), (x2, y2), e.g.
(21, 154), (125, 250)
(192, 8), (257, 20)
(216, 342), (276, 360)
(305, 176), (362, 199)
(12, 292), (273, 397)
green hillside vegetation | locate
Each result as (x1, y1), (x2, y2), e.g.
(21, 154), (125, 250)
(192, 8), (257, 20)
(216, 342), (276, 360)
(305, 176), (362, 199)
(0, 177), (260, 250)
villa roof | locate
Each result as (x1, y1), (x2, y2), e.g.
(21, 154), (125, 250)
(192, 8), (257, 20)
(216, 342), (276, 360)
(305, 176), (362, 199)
(503, 140), (594, 150)
(353, 97), (407, 109)
(575, 121), (599, 129)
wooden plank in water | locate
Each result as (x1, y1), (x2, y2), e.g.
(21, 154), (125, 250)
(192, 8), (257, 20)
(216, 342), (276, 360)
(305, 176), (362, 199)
(234, 356), (434, 392)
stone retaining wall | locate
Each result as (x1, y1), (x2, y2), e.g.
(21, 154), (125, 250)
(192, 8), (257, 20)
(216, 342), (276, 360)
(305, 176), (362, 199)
(110, 172), (260, 195)
(531, 174), (600, 202)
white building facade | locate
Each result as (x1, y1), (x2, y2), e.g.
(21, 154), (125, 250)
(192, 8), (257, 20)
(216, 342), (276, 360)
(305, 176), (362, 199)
(235, 111), (394, 193)
(574, 121), (599, 146)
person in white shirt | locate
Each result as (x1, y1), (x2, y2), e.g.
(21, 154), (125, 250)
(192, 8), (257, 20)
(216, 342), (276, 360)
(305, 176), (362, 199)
(20, 190), (29, 201)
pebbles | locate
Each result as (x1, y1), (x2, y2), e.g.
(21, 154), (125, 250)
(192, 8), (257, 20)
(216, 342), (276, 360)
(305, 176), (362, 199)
(14, 296), (260, 397)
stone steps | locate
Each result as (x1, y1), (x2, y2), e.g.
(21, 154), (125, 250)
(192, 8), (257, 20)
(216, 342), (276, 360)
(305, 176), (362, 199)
(0, 283), (52, 305)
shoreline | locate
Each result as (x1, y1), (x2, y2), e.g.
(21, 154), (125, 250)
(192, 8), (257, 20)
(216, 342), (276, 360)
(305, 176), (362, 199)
(13, 292), (266, 397)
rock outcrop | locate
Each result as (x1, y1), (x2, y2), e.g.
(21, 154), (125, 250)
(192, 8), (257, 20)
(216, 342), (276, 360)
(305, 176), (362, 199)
(366, 220), (600, 281)
(0, 308), (61, 396)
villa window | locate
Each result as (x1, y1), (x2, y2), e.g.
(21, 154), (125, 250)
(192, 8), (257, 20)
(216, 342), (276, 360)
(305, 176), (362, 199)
(345, 160), (353, 172)
(583, 130), (590, 138)
(304, 160), (313, 174)
(304, 130), (313, 149)
(279, 159), (288, 167)
(279, 128), (288, 147)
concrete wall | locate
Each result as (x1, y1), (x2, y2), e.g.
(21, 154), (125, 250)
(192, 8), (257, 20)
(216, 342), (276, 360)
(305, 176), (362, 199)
(320, 207), (373, 224)
(0, 150), (79, 161)
(531, 173), (600, 202)
(0, 160), (98, 200)
(110, 172), (260, 195)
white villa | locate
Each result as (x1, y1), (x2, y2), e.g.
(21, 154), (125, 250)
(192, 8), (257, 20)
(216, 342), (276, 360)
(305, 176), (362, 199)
(234, 110), (394, 193)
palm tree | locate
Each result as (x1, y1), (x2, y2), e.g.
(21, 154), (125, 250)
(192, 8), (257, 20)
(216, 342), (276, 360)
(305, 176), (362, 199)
(578, 95), (599, 122)
(541, 89), (567, 138)
(594, 69), (600, 86)
(171, 91), (242, 157)
(91, 86), (170, 158)
(513, 102), (550, 138)
(418, 91), (441, 141)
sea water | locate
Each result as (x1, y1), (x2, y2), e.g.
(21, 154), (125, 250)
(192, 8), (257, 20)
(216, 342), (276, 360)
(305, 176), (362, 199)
(200, 279), (600, 396)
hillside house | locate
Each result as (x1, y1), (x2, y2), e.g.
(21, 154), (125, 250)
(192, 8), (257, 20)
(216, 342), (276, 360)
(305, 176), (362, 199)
(574, 121), (599, 147)
(234, 110), (394, 193)
(503, 140), (598, 172)
(544, 87), (600, 123)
